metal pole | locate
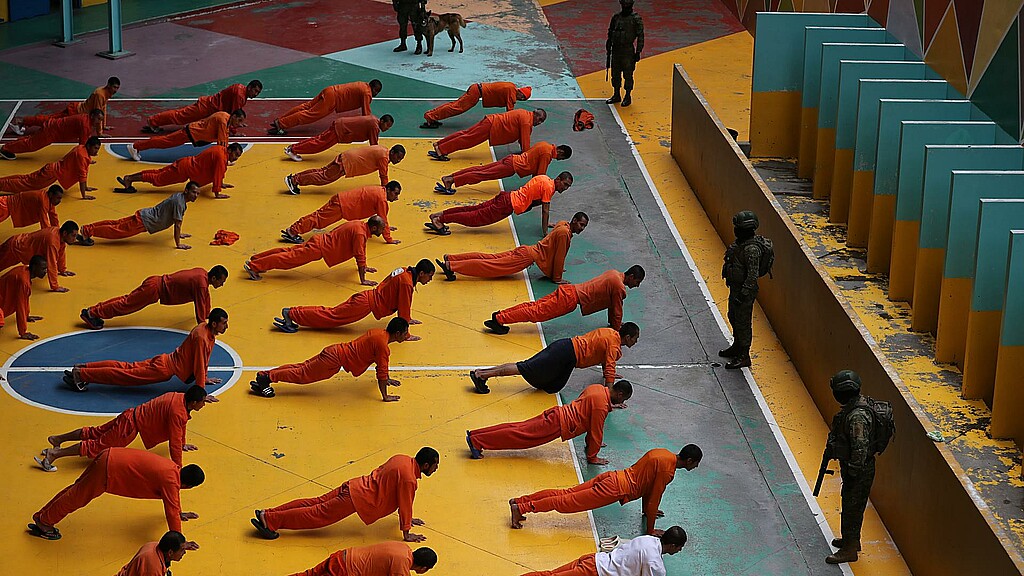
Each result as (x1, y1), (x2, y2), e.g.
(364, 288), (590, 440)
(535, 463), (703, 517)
(53, 0), (81, 47)
(97, 0), (134, 59)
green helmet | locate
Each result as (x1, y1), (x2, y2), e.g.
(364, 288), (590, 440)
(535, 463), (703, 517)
(829, 370), (862, 393)
(733, 210), (759, 230)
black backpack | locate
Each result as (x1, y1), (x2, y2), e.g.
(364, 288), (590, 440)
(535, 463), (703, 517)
(749, 235), (774, 278)
(863, 396), (896, 455)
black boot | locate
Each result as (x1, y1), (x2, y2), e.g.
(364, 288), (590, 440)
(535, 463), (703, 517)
(414, 40), (423, 55)
(622, 91), (632, 107)
(606, 90), (621, 104)
(394, 41), (408, 52)
(725, 355), (750, 370)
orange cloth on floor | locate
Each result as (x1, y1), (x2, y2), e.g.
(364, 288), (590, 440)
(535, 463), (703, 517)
(90, 267), (212, 324)
(269, 328), (391, 384)
(496, 284), (578, 325)
(528, 220), (571, 281)
(341, 145), (390, 185)
(522, 554), (598, 576)
(290, 541), (413, 576)
(447, 247), (534, 278)
(78, 322), (217, 388)
(114, 541), (169, 576)
(3, 113), (93, 154)
(349, 454), (421, 531)
(81, 212), (146, 240)
(250, 220), (370, 273)
(575, 270), (628, 329)
(0, 265), (33, 335)
(487, 108), (534, 148)
(210, 229), (239, 245)
(571, 328), (623, 384)
(0, 145), (91, 192)
(0, 188), (59, 229)
(36, 448), (184, 531)
(470, 407), (562, 451)
(289, 185), (393, 242)
(81, 391), (190, 464)
(450, 156), (516, 187)
(0, 226), (67, 290)
(616, 448), (677, 531)
(291, 115), (381, 155)
(515, 470), (624, 514)
(509, 175), (555, 215)
(263, 482), (358, 532)
(559, 384), (612, 461)
(149, 83), (247, 127)
(510, 142), (557, 177)
(278, 82), (373, 129)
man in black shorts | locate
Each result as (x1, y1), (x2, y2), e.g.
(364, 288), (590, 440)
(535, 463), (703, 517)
(469, 322), (639, 394)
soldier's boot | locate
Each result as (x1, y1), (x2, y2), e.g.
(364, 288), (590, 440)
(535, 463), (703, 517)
(394, 39), (408, 52)
(718, 345), (740, 358)
(414, 39), (423, 55)
(725, 355), (750, 370)
(622, 91), (632, 107)
(825, 544), (859, 564)
(830, 538), (862, 551)
(606, 89), (621, 104)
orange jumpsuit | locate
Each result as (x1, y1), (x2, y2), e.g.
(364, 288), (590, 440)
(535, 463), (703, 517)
(437, 175), (554, 228)
(0, 144), (91, 193)
(436, 109), (533, 156)
(497, 270), (627, 329)
(293, 145), (390, 187)
(450, 141), (557, 187)
(138, 145), (229, 196)
(424, 81), (520, 122)
(0, 265), (33, 336)
(148, 83), (248, 128)
(289, 267), (414, 328)
(0, 226), (67, 290)
(262, 454), (421, 532)
(447, 219), (571, 280)
(290, 541), (415, 576)
(289, 185), (394, 241)
(522, 555), (598, 576)
(79, 391), (190, 464)
(89, 267), (212, 324)
(572, 328), (623, 384)
(23, 85), (114, 128)
(249, 220), (370, 274)
(77, 323), (217, 388)
(470, 384), (611, 462)
(115, 541), (170, 576)
(3, 113), (94, 154)
(135, 111), (230, 151)
(278, 82), (373, 130)
(267, 328), (390, 384)
(291, 115), (382, 155)
(81, 212), (147, 240)
(0, 188), (59, 229)
(35, 448), (185, 531)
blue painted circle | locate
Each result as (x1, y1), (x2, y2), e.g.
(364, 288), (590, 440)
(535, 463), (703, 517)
(107, 142), (252, 164)
(2, 328), (240, 416)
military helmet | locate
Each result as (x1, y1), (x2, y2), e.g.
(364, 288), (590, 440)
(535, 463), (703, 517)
(733, 210), (759, 230)
(829, 370), (862, 393)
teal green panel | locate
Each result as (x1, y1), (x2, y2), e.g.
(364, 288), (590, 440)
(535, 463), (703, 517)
(973, 200), (1024, 312)
(945, 171), (1024, 278)
(752, 12), (877, 92)
(837, 67), (937, 149)
(818, 44), (910, 129)
(1000, 232), (1024, 346)
(848, 79), (948, 164)
(895, 122), (1003, 225)
(0, 62), (98, 100)
(801, 27), (891, 108)
(971, 19), (1021, 141)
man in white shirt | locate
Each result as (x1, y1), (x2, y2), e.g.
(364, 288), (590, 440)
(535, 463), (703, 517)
(521, 526), (686, 576)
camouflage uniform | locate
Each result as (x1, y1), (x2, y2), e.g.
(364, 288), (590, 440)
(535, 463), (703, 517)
(723, 238), (761, 358)
(827, 397), (875, 548)
(606, 6), (644, 96)
(393, 0), (426, 50)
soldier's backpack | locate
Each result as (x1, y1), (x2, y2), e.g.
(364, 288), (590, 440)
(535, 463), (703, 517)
(750, 235), (775, 278)
(863, 396), (896, 455)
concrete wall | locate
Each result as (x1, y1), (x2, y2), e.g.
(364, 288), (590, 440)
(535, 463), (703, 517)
(670, 63), (1024, 576)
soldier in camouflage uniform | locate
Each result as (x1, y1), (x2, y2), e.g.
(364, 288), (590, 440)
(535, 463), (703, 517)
(392, 0), (427, 54)
(605, 0), (644, 107)
(825, 370), (874, 564)
(719, 210), (761, 369)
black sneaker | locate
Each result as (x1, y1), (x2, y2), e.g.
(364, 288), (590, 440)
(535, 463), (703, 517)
(76, 234), (95, 246)
(484, 313), (510, 335)
(420, 120), (442, 129)
(251, 514), (279, 539)
(284, 175), (300, 195)
(80, 308), (103, 329)
(280, 230), (303, 244)
(63, 370), (86, 392)
(0, 149), (15, 160)
(469, 371), (490, 394)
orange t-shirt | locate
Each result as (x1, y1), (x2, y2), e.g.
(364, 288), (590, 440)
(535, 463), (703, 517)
(102, 448), (184, 532)
(43, 113), (94, 144)
(348, 454), (421, 531)
(480, 82), (518, 110)
(130, 391), (190, 466)
(486, 108), (533, 149)
(0, 265), (32, 335)
(557, 384), (612, 461)
(187, 111), (230, 146)
(509, 175), (555, 215)
(114, 541), (168, 576)
(338, 185), (392, 242)
(571, 327), (623, 383)
(345, 542), (414, 576)
(526, 220), (571, 281)
(510, 142), (556, 177)
(54, 144), (92, 189)
(81, 85), (115, 130)
(309, 220), (370, 267)
(1, 188), (59, 228)
(334, 115), (381, 145)
(331, 82), (373, 115)
(0, 226), (66, 290)
(332, 328), (391, 380)
(176, 145), (229, 194)
(206, 83), (247, 112)
(370, 267), (415, 320)
(339, 145), (390, 185)
(574, 270), (628, 329)
(616, 448), (677, 517)
(157, 267), (212, 324)
(167, 323), (216, 388)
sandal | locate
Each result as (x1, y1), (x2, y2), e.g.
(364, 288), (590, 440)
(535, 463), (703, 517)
(434, 182), (456, 195)
(28, 523), (61, 540)
(423, 222), (451, 236)
(250, 381), (276, 398)
(34, 449), (57, 472)
(435, 259), (455, 281)
(63, 371), (86, 392)
(427, 150), (450, 161)
(267, 127), (286, 136)
(251, 516), (280, 540)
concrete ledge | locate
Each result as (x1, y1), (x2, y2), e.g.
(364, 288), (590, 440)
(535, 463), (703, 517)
(670, 63), (1024, 576)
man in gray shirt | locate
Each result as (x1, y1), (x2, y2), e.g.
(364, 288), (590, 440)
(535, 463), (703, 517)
(78, 182), (200, 249)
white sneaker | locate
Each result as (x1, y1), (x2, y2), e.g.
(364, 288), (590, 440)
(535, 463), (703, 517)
(126, 143), (141, 161)
(284, 146), (302, 162)
(10, 123), (24, 136)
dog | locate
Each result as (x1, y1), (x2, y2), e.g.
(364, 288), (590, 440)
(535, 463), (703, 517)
(423, 12), (466, 57)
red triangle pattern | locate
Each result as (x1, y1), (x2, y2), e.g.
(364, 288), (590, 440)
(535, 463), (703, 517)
(869, 0), (891, 25)
(952, 0), (983, 78)
(924, 0), (952, 47)
(835, 0), (867, 11)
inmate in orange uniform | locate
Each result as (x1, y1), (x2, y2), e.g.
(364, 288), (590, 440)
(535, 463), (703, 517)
(515, 448), (677, 528)
(572, 328), (623, 384)
(78, 391), (192, 464)
(2, 113), (95, 154)
(0, 144), (91, 193)
(291, 115), (382, 155)
(88, 267), (213, 324)
(470, 384), (611, 461)
(136, 145), (230, 196)
(0, 188), (59, 229)
(114, 541), (171, 576)
(436, 175), (555, 228)
(293, 145), (391, 188)
(450, 142), (557, 187)
(22, 85), (115, 128)
(0, 265), (34, 336)
(447, 219), (572, 281)
(265, 328), (391, 384)
(248, 220), (371, 274)
(289, 542), (416, 576)
(424, 82), (525, 122)
(278, 82), (374, 130)
(0, 226), (68, 290)
(496, 270), (628, 329)
(288, 185), (395, 241)
(289, 266), (415, 328)
(35, 448), (186, 531)
(135, 112), (230, 151)
(435, 109), (534, 156)
(261, 454), (421, 532)
(521, 554), (597, 576)
(148, 83), (248, 128)
(77, 323), (216, 388)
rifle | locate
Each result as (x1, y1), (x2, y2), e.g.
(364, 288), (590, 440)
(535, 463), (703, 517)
(812, 448), (834, 496)
(606, 50), (611, 82)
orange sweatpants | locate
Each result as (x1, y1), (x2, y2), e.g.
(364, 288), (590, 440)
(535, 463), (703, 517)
(139, 165), (188, 188)
(78, 357), (175, 387)
(288, 195), (347, 235)
(23, 103), (79, 127)
(291, 129), (342, 155)
(3, 128), (63, 154)
(496, 285), (578, 325)
(521, 554), (598, 576)
(424, 86), (482, 122)
(451, 156), (516, 187)
(470, 409), (561, 451)
(436, 119), (492, 156)
(89, 276), (162, 319)
(447, 247), (534, 278)
(515, 471), (623, 514)
(82, 213), (146, 240)
(292, 162), (345, 187)
(290, 292), (373, 328)
(148, 103), (218, 128)
(262, 482), (357, 532)
(277, 94), (335, 130)
(0, 165), (59, 192)
(79, 412), (138, 457)
(268, 352), (342, 385)
(36, 450), (110, 526)
(134, 130), (190, 152)
(249, 245), (325, 273)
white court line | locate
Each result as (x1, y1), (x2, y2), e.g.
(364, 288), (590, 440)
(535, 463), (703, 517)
(0, 97), (607, 102)
(0, 100), (22, 137)
(606, 105), (852, 574)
